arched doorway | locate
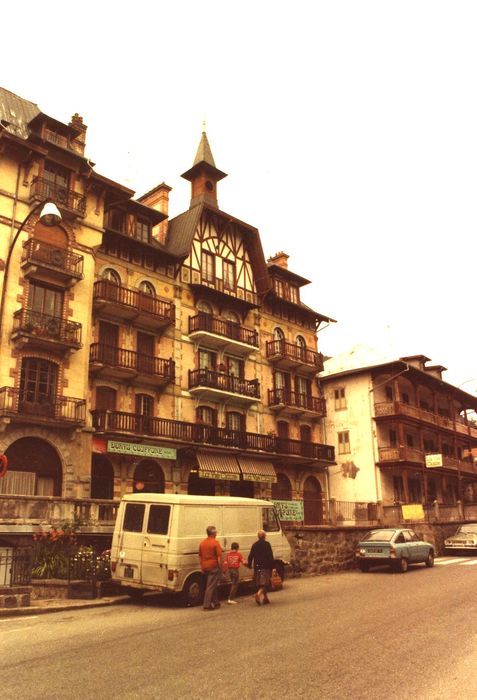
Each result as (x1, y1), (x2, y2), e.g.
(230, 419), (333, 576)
(133, 460), (164, 493)
(188, 471), (215, 496)
(303, 476), (323, 525)
(91, 455), (114, 500)
(272, 473), (292, 501)
(4, 437), (62, 496)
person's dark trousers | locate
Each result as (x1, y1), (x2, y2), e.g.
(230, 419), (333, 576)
(203, 567), (221, 608)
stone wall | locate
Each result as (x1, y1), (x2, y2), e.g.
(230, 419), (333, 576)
(285, 521), (466, 576)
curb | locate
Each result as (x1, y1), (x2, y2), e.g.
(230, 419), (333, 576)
(0, 596), (130, 618)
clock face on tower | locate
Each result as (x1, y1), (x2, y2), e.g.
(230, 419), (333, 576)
(205, 180), (214, 192)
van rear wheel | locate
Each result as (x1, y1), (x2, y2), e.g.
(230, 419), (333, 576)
(181, 574), (205, 607)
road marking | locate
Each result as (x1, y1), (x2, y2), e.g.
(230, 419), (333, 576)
(435, 557), (471, 565)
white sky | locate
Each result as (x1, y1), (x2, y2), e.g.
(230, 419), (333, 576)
(2, 1), (476, 391)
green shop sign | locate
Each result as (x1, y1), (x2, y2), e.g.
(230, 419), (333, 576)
(107, 440), (177, 460)
(273, 500), (304, 521)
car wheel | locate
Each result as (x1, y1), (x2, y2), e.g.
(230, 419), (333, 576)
(425, 551), (434, 567)
(180, 573), (205, 607)
(359, 562), (369, 572)
(393, 558), (408, 573)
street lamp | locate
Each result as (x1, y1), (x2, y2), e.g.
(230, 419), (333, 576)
(0, 200), (62, 341)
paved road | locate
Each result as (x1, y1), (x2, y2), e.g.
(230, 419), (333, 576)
(2, 557), (477, 700)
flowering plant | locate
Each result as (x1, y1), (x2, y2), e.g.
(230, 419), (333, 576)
(32, 525), (76, 579)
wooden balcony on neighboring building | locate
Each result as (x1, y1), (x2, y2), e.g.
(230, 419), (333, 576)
(0, 387), (86, 427)
(374, 400), (477, 440)
(30, 176), (86, 218)
(12, 309), (82, 354)
(268, 388), (326, 418)
(91, 409), (335, 464)
(93, 280), (175, 331)
(188, 312), (259, 355)
(188, 368), (260, 404)
(89, 343), (175, 387)
(266, 339), (324, 374)
(377, 445), (476, 474)
(21, 239), (84, 286)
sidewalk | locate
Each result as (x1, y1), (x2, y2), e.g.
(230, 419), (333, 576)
(0, 594), (130, 618)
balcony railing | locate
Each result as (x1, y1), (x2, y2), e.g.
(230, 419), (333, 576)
(188, 368), (260, 398)
(266, 339), (324, 371)
(378, 446), (476, 473)
(22, 239), (84, 279)
(91, 409), (335, 462)
(268, 388), (326, 415)
(191, 275), (259, 307)
(89, 343), (175, 381)
(93, 280), (175, 325)
(189, 312), (259, 348)
(30, 176), (86, 216)
(0, 386), (86, 424)
(374, 401), (477, 438)
(13, 309), (82, 348)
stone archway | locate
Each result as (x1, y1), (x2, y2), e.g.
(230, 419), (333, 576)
(133, 460), (165, 494)
(303, 475), (323, 525)
(4, 437), (62, 496)
(272, 473), (292, 501)
(91, 455), (114, 500)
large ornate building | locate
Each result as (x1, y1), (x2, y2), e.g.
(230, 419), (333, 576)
(0, 87), (335, 544)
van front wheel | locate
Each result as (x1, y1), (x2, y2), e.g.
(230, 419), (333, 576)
(181, 573), (205, 607)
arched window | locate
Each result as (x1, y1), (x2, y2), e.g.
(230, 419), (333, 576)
(273, 327), (285, 342)
(303, 476), (323, 525)
(101, 268), (121, 285)
(223, 309), (240, 324)
(139, 281), (156, 297)
(133, 460), (164, 493)
(296, 335), (306, 360)
(5, 437), (62, 496)
(197, 300), (213, 315)
(272, 473), (292, 501)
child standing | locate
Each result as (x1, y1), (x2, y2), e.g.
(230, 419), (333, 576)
(223, 542), (245, 604)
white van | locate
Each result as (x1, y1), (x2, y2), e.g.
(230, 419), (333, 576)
(110, 494), (291, 605)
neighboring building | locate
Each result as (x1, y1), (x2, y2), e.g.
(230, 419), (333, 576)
(0, 87), (335, 544)
(320, 346), (477, 514)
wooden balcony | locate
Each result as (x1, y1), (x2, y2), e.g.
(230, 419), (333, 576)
(12, 309), (82, 354)
(91, 409), (335, 464)
(0, 387), (86, 427)
(377, 445), (476, 474)
(30, 176), (86, 218)
(188, 312), (258, 355)
(374, 401), (477, 439)
(0, 495), (117, 533)
(21, 239), (84, 286)
(268, 388), (326, 418)
(266, 339), (324, 374)
(89, 343), (175, 387)
(93, 279), (175, 331)
(188, 368), (260, 404)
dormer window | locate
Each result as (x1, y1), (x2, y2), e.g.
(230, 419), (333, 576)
(289, 285), (299, 304)
(136, 218), (151, 243)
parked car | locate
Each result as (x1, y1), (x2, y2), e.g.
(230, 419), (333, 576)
(444, 523), (477, 554)
(355, 528), (435, 573)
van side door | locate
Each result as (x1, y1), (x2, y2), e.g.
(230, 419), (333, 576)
(118, 502), (146, 583)
(141, 504), (171, 587)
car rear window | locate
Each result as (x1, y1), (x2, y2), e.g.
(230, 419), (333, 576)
(363, 529), (396, 542)
(123, 503), (145, 532)
(147, 505), (170, 535)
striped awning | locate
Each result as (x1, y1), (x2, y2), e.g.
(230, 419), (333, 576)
(196, 451), (241, 481)
(237, 457), (277, 484)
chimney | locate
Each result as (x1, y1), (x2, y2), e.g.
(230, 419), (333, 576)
(69, 113), (87, 155)
(267, 251), (289, 269)
(138, 182), (172, 245)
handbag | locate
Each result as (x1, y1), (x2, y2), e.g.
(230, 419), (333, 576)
(270, 568), (283, 591)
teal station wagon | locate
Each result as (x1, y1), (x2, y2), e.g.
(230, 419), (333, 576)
(355, 528), (435, 573)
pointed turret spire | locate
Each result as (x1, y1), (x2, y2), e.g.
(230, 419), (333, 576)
(181, 129), (227, 209)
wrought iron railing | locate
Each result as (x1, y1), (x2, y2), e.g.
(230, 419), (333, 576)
(30, 176), (86, 215)
(89, 343), (175, 380)
(91, 409), (335, 462)
(22, 239), (84, 277)
(189, 312), (259, 347)
(13, 309), (82, 347)
(266, 339), (324, 370)
(0, 386), (86, 424)
(268, 388), (326, 414)
(189, 368), (260, 398)
(93, 279), (175, 323)
(0, 548), (32, 586)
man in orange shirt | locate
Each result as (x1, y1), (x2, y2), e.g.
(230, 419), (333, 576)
(199, 525), (223, 610)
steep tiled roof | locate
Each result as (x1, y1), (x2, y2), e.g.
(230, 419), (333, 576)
(165, 205), (203, 258)
(0, 86), (40, 139)
(193, 131), (216, 167)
